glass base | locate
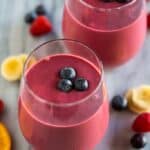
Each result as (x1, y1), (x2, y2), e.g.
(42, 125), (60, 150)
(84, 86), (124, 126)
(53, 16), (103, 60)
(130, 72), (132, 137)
(29, 146), (34, 150)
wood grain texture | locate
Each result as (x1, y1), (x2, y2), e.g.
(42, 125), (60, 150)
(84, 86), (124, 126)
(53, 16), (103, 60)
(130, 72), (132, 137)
(0, 0), (149, 150)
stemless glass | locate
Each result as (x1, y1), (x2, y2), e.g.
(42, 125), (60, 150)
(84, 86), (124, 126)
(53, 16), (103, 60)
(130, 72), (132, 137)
(62, 0), (146, 68)
(18, 39), (109, 150)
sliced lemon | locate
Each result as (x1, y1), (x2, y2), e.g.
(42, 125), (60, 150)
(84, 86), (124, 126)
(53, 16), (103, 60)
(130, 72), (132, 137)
(0, 123), (11, 150)
(1, 56), (23, 81)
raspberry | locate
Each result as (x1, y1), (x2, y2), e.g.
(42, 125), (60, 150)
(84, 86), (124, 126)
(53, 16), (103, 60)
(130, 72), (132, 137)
(0, 99), (4, 113)
(132, 113), (150, 133)
(30, 16), (52, 36)
(147, 13), (150, 29)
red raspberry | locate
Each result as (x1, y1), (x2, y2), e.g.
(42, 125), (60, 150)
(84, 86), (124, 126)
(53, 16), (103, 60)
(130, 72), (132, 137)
(147, 13), (150, 29)
(0, 99), (4, 113)
(132, 113), (150, 133)
(30, 16), (52, 36)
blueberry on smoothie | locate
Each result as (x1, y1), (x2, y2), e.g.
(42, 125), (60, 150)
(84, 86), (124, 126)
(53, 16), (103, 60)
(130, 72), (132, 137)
(103, 0), (114, 2)
(58, 79), (73, 92)
(74, 77), (89, 91)
(116, 0), (132, 3)
(60, 67), (76, 80)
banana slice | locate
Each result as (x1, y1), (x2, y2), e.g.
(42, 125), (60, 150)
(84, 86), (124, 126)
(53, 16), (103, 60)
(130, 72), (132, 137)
(0, 123), (11, 150)
(125, 89), (133, 102)
(126, 86), (150, 114)
(132, 86), (150, 111)
(128, 98), (147, 114)
(1, 56), (23, 81)
(133, 85), (150, 102)
(132, 89), (149, 111)
(125, 89), (142, 113)
(18, 54), (28, 65)
(27, 56), (37, 69)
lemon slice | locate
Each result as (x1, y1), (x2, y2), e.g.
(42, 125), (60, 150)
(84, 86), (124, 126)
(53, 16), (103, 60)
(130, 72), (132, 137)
(1, 56), (23, 81)
(0, 123), (11, 150)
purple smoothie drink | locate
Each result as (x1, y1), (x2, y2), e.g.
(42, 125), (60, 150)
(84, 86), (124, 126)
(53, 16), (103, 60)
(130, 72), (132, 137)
(62, 0), (146, 67)
(18, 40), (109, 150)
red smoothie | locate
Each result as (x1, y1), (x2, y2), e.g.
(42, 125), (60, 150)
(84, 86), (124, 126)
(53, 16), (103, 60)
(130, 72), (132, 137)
(62, 0), (146, 67)
(19, 54), (109, 150)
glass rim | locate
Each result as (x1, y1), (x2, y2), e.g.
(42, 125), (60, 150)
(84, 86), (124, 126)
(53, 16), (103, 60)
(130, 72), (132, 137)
(79, 0), (137, 12)
(22, 39), (104, 107)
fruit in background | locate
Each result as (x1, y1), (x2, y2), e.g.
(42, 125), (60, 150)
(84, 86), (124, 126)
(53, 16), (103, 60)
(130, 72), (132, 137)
(35, 4), (47, 16)
(18, 54), (37, 69)
(24, 4), (52, 37)
(1, 54), (37, 81)
(0, 123), (11, 150)
(132, 113), (150, 133)
(130, 133), (147, 149)
(147, 13), (150, 29)
(125, 85), (150, 114)
(128, 96), (147, 114)
(133, 85), (150, 102)
(111, 95), (128, 111)
(125, 89), (133, 102)
(1, 56), (23, 81)
(30, 16), (52, 36)
(26, 56), (37, 69)
(0, 99), (4, 113)
(132, 86), (150, 111)
(18, 54), (28, 65)
(24, 12), (36, 24)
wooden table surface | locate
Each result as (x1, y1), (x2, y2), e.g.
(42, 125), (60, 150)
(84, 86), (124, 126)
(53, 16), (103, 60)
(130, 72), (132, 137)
(0, 0), (149, 150)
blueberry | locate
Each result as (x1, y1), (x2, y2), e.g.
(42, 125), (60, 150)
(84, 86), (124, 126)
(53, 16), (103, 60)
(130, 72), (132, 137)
(102, 0), (114, 2)
(130, 134), (147, 149)
(60, 67), (76, 80)
(111, 95), (128, 111)
(58, 79), (73, 92)
(24, 12), (36, 24)
(74, 78), (89, 91)
(35, 4), (47, 15)
(116, 0), (132, 3)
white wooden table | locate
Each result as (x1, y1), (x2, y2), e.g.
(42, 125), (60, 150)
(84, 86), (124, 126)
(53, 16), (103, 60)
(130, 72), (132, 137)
(0, 0), (149, 149)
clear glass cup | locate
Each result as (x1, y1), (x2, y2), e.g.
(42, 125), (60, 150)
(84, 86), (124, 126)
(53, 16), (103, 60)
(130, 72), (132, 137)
(18, 39), (109, 150)
(62, 0), (146, 68)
